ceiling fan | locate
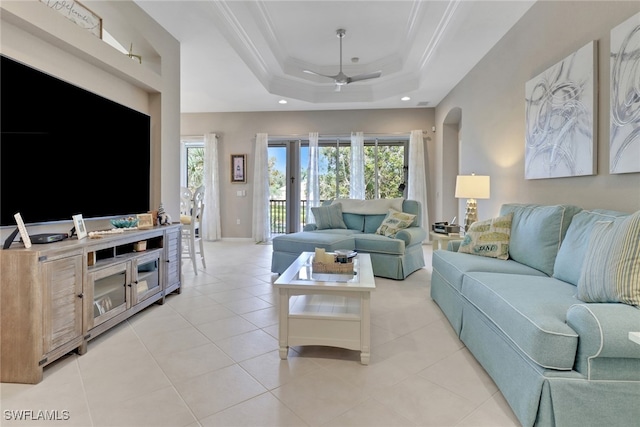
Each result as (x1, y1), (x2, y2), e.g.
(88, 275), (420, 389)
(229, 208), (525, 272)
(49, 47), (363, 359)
(303, 29), (382, 92)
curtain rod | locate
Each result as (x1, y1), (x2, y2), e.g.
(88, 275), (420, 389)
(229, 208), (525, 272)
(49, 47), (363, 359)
(260, 131), (427, 140)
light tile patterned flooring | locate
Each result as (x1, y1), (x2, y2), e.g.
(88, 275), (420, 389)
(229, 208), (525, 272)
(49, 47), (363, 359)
(1, 241), (520, 427)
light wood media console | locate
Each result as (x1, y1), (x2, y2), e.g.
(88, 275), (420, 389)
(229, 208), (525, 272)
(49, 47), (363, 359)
(0, 224), (182, 384)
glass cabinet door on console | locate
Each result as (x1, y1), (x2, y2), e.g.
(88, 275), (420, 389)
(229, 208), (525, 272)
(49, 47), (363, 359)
(87, 262), (130, 329)
(130, 250), (162, 306)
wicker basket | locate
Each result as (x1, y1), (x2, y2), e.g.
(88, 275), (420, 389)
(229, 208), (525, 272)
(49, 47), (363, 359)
(312, 256), (354, 274)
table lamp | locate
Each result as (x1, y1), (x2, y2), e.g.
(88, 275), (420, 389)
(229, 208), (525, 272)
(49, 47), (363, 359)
(455, 174), (490, 231)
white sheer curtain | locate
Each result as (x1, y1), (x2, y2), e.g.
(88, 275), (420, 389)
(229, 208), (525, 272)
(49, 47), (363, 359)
(408, 129), (429, 233)
(203, 133), (221, 240)
(306, 132), (320, 223)
(350, 131), (365, 199)
(252, 133), (270, 243)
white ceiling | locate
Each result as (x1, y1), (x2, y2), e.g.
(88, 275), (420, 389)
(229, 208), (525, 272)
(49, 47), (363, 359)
(127, 0), (535, 113)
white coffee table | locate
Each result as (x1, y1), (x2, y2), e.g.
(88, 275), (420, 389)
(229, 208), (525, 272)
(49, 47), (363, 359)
(274, 252), (376, 364)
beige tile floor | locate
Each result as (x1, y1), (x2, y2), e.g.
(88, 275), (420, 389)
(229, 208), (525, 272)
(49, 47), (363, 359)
(1, 241), (520, 427)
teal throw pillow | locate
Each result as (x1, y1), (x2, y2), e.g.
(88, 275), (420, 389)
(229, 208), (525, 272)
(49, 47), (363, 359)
(577, 210), (640, 306)
(311, 203), (347, 230)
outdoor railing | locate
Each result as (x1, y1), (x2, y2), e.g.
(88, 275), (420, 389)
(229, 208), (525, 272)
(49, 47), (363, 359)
(270, 199), (320, 235)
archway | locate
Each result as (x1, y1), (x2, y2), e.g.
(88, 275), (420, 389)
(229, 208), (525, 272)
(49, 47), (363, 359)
(442, 107), (461, 224)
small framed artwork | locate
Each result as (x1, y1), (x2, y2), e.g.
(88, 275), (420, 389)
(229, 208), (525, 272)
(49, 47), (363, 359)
(14, 213), (32, 248)
(72, 214), (87, 239)
(137, 213), (154, 230)
(231, 154), (247, 183)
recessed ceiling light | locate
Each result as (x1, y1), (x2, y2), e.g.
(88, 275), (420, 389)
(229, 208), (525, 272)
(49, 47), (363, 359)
(278, 99), (287, 104)
(401, 96), (411, 101)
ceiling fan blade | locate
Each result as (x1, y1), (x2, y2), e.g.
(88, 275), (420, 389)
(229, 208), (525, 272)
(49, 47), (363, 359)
(303, 69), (338, 80)
(347, 71), (382, 84)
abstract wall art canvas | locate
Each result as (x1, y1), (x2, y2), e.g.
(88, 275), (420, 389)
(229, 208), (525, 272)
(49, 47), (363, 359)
(610, 11), (640, 174)
(524, 41), (597, 179)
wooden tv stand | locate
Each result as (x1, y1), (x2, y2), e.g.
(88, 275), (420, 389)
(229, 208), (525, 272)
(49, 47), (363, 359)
(0, 224), (181, 384)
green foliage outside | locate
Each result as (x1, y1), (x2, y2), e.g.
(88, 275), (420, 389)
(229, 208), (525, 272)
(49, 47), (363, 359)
(317, 145), (405, 200)
(186, 147), (205, 193)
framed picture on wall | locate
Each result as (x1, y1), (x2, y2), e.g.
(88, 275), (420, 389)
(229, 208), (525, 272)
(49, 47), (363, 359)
(524, 41), (597, 179)
(231, 154), (247, 183)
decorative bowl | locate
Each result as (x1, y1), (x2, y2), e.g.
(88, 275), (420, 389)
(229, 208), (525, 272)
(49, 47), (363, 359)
(335, 249), (357, 258)
(110, 218), (139, 229)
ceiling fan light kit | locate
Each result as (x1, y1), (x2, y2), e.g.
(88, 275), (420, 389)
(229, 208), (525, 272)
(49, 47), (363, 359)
(303, 29), (382, 92)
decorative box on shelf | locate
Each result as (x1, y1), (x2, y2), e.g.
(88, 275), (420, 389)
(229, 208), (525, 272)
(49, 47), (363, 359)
(432, 222), (461, 234)
(134, 241), (147, 252)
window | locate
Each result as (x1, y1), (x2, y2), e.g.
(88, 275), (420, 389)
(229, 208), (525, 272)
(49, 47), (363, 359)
(180, 139), (204, 193)
(268, 138), (407, 201)
(317, 138), (407, 200)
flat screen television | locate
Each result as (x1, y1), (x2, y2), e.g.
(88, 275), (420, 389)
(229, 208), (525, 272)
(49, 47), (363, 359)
(0, 55), (151, 227)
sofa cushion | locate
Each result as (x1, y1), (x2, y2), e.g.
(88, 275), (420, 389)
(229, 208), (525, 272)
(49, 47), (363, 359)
(554, 209), (630, 285)
(364, 214), (387, 234)
(458, 213), (513, 260)
(375, 209), (416, 238)
(271, 232), (354, 254)
(353, 234), (405, 255)
(432, 249), (547, 292)
(332, 198), (403, 214)
(577, 210), (640, 306)
(311, 203), (347, 230)
(461, 272), (579, 369)
(500, 203), (582, 276)
(342, 212), (365, 231)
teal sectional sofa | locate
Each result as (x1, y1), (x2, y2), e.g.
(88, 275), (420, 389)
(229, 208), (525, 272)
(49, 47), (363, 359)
(431, 203), (640, 427)
(271, 199), (427, 279)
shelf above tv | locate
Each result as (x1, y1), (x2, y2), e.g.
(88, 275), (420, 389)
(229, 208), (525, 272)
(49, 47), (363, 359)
(1, 1), (162, 92)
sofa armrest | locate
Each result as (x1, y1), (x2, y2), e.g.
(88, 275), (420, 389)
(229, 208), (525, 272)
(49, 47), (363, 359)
(303, 223), (318, 231)
(566, 303), (640, 380)
(395, 227), (427, 246)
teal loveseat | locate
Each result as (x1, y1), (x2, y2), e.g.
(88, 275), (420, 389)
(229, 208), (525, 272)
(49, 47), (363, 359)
(431, 203), (640, 427)
(271, 199), (427, 280)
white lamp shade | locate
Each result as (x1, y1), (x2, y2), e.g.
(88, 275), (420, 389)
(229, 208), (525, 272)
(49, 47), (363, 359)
(455, 175), (490, 199)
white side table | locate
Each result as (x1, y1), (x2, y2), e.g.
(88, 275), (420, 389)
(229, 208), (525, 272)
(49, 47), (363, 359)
(430, 231), (463, 250)
(629, 332), (640, 346)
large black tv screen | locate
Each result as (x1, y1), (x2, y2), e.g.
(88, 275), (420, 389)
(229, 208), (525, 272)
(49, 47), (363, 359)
(1, 55), (151, 227)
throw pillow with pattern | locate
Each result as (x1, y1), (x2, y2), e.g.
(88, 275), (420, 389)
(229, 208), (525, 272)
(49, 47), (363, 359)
(375, 209), (416, 238)
(577, 210), (640, 306)
(457, 212), (513, 260)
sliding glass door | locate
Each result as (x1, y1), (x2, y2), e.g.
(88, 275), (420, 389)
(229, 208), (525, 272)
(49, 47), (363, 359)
(268, 140), (308, 234)
(268, 136), (408, 236)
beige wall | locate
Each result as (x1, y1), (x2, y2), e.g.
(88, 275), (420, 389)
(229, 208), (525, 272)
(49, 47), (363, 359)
(0, 0), (181, 238)
(181, 109), (435, 238)
(434, 0), (640, 223)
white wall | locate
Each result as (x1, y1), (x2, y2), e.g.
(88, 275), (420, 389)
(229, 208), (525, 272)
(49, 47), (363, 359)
(181, 108), (435, 238)
(434, 0), (640, 223)
(0, 0), (180, 238)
